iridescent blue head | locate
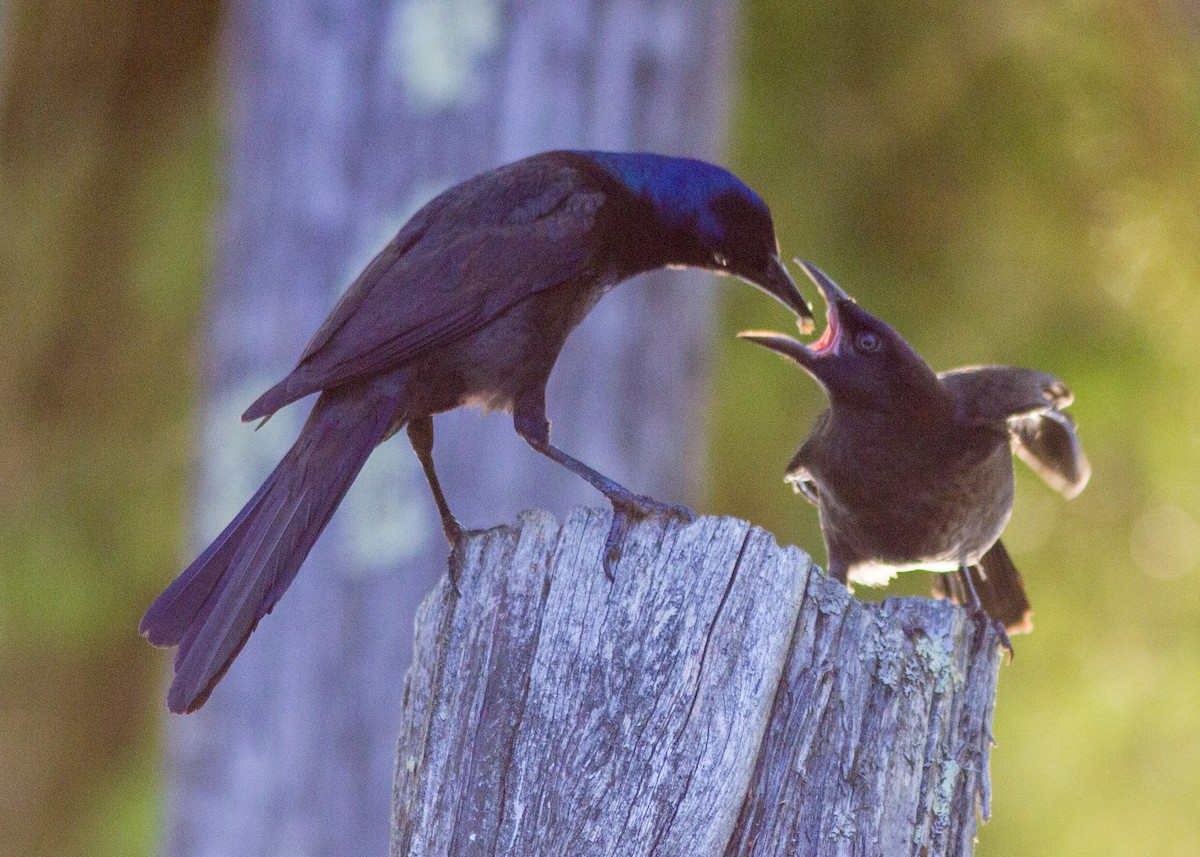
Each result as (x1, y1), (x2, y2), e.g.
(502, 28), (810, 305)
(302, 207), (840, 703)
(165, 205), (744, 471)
(579, 151), (813, 327)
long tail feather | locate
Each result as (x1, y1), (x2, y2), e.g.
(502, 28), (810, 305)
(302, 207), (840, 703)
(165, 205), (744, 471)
(140, 386), (398, 713)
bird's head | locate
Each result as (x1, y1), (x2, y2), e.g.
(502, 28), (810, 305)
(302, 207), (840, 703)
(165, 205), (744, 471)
(739, 261), (944, 411)
(582, 152), (814, 330)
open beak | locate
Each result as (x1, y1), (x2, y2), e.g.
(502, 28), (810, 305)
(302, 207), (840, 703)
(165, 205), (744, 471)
(793, 259), (852, 306)
(735, 328), (813, 366)
(742, 256), (815, 334)
(738, 259), (846, 364)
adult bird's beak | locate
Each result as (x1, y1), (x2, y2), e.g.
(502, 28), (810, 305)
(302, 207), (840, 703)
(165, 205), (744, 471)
(741, 256), (815, 334)
(737, 259), (847, 365)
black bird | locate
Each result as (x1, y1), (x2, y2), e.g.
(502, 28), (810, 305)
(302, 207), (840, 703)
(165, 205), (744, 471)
(740, 261), (1089, 636)
(140, 150), (813, 713)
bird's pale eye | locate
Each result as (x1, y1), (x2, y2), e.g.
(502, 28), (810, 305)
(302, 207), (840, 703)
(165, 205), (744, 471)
(854, 331), (881, 353)
(712, 251), (730, 268)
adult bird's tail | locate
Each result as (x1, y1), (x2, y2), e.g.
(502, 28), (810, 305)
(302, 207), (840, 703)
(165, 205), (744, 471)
(933, 540), (1034, 635)
(140, 386), (398, 713)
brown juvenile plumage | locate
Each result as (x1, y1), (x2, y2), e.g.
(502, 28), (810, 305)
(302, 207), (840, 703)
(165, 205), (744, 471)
(741, 261), (1090, 637)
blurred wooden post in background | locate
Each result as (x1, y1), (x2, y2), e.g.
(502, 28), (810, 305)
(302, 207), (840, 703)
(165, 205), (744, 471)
(393, 510), (1002, 857)
(165, 1), (740, 855)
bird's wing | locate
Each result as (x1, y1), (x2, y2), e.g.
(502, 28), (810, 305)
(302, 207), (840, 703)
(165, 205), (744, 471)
(245, 160), (606, 420)
(785, 465), (820, 505)
(783, 410), (828, 505)
(938, 365), (1072, 422)
(940, 365), (1090, 498)
(1011, 409), (1091, 498)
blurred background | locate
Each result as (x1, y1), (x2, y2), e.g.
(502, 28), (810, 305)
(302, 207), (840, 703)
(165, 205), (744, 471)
(2, 1), (1198, 855)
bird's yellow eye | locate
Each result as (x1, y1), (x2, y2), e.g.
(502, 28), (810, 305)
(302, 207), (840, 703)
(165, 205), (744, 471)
(712, 251), (730, 268)
(854, 331), (881, 353)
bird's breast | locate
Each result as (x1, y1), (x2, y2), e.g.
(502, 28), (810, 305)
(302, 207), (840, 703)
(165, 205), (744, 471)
(813, 430), (1015, 580)
(406, 274), (612, 416)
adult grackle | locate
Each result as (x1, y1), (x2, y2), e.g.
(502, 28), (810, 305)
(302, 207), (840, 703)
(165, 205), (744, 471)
(141, 150), (814, 713)
(740, 261), (1089, 637)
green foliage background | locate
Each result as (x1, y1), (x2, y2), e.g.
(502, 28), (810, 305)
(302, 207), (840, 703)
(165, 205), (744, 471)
(1, 2), (1198, 855)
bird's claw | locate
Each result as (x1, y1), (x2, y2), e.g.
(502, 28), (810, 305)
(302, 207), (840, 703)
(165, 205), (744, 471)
(994, 618), (1014, 661)
(967, 607), (1013, 661)
(612, 494), (696, 524)
(602, 495), (696, 579)
(446, 538), (466, 597)
(445, 528), (488, 597)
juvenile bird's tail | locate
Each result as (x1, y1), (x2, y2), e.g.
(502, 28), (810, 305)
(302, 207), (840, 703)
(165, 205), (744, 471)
(932, 540), (1033, 634)
(140, 386), (399, 713)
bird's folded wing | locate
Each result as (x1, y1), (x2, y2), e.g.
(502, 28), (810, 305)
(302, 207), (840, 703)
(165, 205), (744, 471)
(303, 216), (596, 376)
(245, 165), (605, 420)
(784, 465), (820, 505)
(1011, 409), (1091, 498)
(783, 411), (827, 505)
(309, 177), (600, 376)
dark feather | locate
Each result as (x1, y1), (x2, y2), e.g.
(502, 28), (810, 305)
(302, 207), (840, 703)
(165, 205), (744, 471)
(939, 365), (1072, 423)
(1011, 409), (1090, 498)
(244, 162), (605, 421)
(784, 410), (827, 506)
(932, 541), (1033, 634)
(940, 365), (1089, 497)
(142, 386), (396, 712)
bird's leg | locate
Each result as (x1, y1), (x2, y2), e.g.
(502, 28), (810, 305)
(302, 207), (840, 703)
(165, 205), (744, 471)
(407, 416), (469, 595)
(513, 393), (695, 578)
(944, 568), (966, 604)
(826, 557), (852, 589)
(958, 565), (1013, 657)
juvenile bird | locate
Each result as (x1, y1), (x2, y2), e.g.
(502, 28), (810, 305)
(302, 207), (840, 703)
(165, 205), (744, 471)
(740, 261), (1089, 637)
(141, 150), (813, 713)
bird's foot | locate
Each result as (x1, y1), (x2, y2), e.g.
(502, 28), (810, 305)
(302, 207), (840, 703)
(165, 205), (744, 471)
(952, 566), (1013, 660)
(967, 607), (1014, 661)
(993, 618), (1015, 661)
(446, 538), (466, 598)
(615, 493), (697, 524)
(602, 494), (696, 579)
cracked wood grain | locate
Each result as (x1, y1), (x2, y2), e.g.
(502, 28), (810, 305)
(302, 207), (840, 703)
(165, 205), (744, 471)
(391, 510), (1002, 857)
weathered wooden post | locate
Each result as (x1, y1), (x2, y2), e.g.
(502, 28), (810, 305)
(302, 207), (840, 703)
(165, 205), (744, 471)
(392, 509), (1002, 857)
